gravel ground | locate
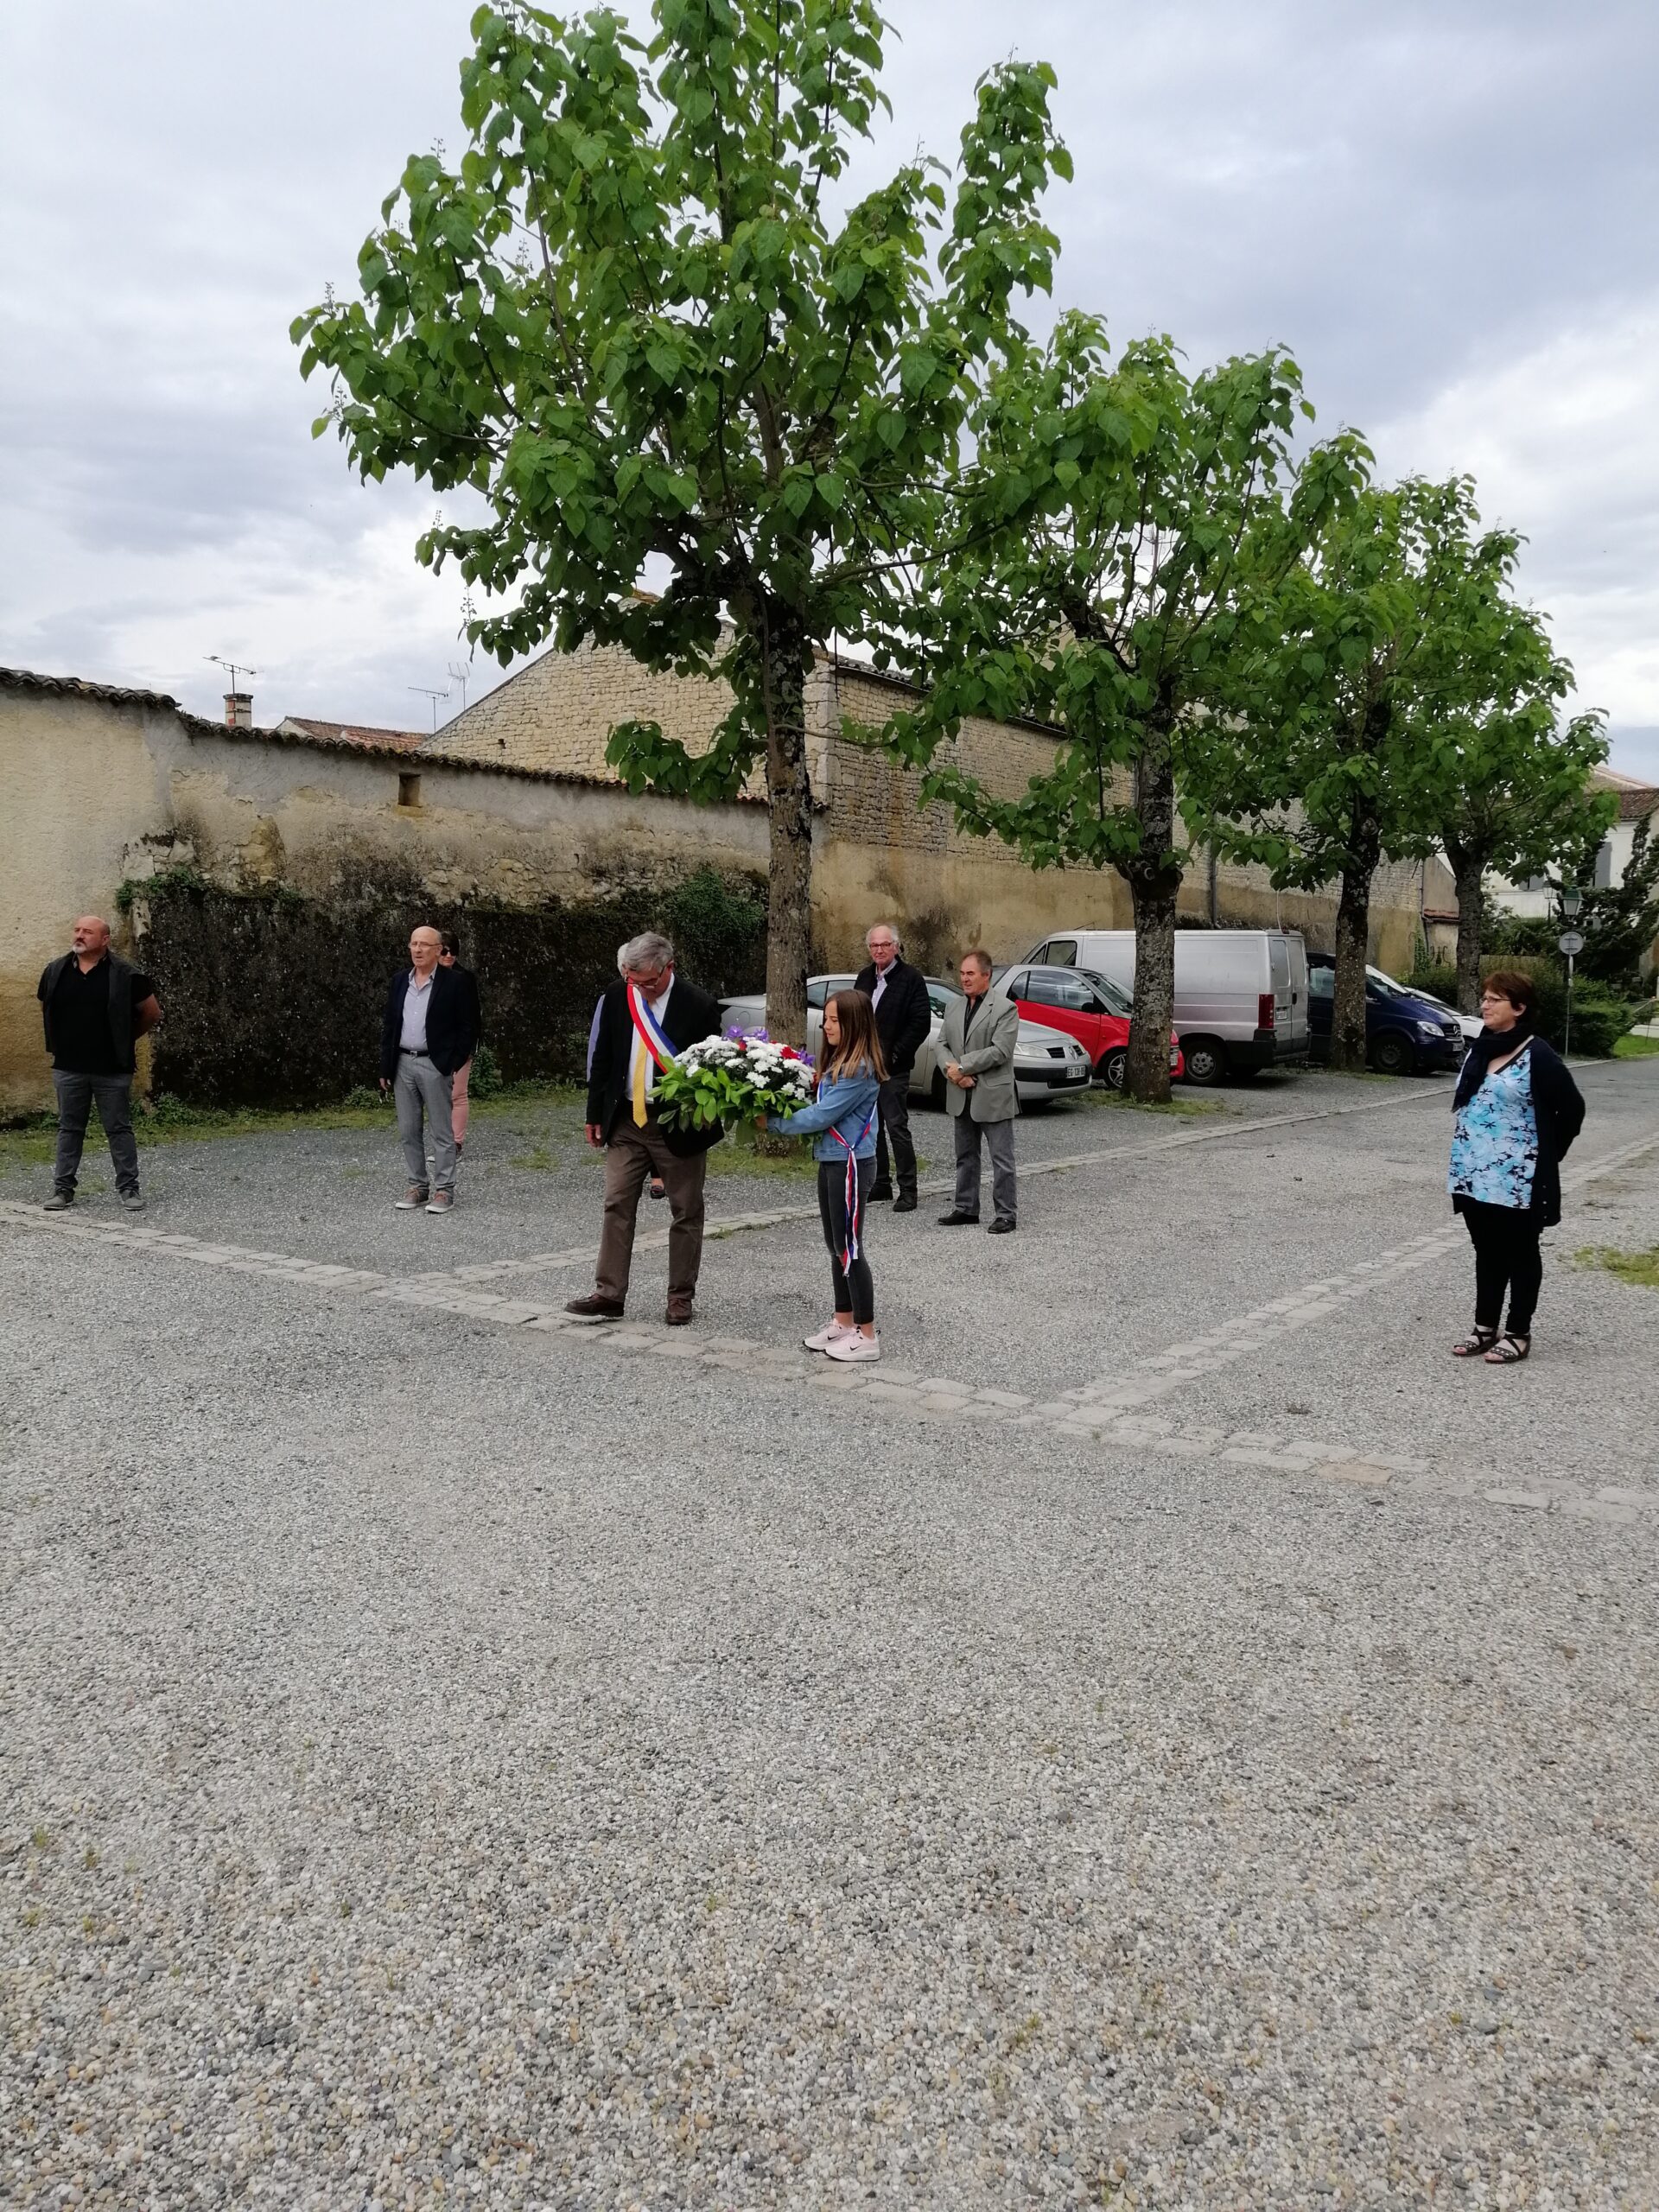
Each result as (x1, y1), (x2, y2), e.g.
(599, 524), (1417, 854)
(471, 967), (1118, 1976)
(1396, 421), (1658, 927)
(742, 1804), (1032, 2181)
(3, 1061), (1656, 2209)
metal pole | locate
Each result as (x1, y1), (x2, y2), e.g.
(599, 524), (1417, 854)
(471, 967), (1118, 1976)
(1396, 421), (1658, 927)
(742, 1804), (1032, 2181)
(1565, 952), (1573, 1058)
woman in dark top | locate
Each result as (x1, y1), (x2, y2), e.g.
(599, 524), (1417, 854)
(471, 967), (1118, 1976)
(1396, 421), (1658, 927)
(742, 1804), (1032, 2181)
(1448, 969), (1585, 1365)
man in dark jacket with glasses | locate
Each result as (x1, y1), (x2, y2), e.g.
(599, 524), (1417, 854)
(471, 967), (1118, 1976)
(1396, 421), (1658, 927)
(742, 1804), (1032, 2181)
(854, 921), (931, 1211)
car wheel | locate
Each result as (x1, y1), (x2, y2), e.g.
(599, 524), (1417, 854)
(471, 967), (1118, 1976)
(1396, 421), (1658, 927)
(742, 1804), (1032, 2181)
(1099, 1047), (1128, 1091)
(1181, 1036), (1226, 1086)
(1370, 1031), (1416, 1077)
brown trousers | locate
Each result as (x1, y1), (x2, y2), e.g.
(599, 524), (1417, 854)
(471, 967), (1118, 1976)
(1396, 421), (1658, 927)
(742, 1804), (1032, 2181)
(594, 1114), (708, 1303)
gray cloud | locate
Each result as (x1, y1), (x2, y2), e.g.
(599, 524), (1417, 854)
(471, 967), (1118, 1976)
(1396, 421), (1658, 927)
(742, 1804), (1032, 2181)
(2, 1), (1654, 768)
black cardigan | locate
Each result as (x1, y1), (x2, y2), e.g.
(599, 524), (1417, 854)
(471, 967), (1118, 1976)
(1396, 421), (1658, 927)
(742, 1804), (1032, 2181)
(1452, 1034), (1585, 1228)
(852, 957), (932, 1076)
(586, 976), (724, 1156)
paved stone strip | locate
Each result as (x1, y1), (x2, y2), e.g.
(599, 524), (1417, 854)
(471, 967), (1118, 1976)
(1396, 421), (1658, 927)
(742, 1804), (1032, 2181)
(412, 1083), (1460, 1290)
(1060, 1124), (1659, 1421)
(5, 1116), (1656, 1532)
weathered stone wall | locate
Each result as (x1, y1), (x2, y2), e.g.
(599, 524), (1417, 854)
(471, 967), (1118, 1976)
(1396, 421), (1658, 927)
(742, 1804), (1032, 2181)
(0, 679), (767, 1116)
(3, 659), (1456, 1113)
(434, 635), (751, 785)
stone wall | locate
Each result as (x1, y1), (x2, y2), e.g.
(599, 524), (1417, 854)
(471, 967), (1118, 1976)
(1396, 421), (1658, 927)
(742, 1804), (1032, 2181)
(0, 675), (767, 1116)
(3, 657), (1454, 1115)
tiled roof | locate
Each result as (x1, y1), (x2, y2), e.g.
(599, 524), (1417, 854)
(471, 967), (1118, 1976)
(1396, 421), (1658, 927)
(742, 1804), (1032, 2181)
(1, 661), (749, 795)
(1591, 766), (1659, 822)
(278, 715), (426, 753)
(0, 664), (179, 711)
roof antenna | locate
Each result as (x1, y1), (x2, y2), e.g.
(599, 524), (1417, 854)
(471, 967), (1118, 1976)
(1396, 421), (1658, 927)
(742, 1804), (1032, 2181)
(446, 662), (471, 713)
(207, 653), (258, 726)
(409, 684), (448, 733)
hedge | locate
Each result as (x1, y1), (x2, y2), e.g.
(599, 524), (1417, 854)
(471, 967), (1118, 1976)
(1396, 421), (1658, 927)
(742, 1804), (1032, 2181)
(1409, 957), (1637, 1058)
(129, 866), (766, 1108)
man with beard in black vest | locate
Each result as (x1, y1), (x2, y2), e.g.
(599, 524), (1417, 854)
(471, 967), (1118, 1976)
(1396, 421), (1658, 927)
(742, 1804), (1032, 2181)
(854, 921), (931, 1212)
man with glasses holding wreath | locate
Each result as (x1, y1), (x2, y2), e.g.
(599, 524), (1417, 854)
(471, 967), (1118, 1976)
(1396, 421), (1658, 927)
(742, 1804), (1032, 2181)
(566, 932), (724, 1326)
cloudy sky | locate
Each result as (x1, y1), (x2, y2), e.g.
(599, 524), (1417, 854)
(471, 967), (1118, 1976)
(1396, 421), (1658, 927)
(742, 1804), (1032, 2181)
(3, 1), (1656, 775)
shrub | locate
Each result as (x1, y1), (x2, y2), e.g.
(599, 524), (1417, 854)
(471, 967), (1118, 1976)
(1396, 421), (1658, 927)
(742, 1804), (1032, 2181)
(468, 1041), (504, 1098)
(1563, 983), (1637, 1058)
(1408, 961), (1459, 1005)
(1405, 955), (1635, 1056)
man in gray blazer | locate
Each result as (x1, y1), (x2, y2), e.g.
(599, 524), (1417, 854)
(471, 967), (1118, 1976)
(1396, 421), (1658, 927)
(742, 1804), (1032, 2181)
(937, 947), (1020, 1234)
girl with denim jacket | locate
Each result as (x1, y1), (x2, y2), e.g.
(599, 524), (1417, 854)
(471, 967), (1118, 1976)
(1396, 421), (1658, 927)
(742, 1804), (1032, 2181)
(766, 990), (887, 1363)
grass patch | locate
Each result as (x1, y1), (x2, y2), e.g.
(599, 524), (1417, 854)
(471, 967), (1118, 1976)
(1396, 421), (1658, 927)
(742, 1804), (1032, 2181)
(1072, 1086), (1224, 1119)
(1575, 1243), (1659, 1289)
(707, 1127), (817, 1179)
(1612, 1033), (1659, 1059)
(509, 1143), (557, 1172)
(0, 1081), (582, 1175)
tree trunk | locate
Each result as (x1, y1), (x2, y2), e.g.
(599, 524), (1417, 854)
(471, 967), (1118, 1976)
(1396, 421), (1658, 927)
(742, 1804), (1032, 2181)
(1450, 845), (1485, 1014)
(1123, 729), (1181, 1103)
(758, 611), (813, 1050)
(1332, 795), (1382, 1072)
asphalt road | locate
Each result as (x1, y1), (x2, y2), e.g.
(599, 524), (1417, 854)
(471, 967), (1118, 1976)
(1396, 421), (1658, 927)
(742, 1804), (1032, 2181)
(3, 1063), (1656, 2209)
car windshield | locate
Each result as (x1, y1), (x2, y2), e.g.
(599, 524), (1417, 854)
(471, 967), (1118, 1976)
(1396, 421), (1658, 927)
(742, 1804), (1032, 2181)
(1076, 966), (1131, 1015)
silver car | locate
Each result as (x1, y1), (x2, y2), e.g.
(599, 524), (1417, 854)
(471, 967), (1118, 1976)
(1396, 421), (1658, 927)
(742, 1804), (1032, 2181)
(718, 976), (1091, 1107)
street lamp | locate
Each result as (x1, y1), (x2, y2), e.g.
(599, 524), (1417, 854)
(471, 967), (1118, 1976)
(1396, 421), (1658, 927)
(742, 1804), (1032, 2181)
(1558, 885), (1585, 1055)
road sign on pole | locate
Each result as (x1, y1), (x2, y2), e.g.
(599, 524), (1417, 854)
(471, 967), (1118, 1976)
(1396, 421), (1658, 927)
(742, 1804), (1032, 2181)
(1558, 930), (1585, 957)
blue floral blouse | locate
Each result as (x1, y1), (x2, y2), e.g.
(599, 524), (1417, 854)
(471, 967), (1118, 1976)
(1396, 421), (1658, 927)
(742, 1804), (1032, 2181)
(1449, 1046), (1538, 1211)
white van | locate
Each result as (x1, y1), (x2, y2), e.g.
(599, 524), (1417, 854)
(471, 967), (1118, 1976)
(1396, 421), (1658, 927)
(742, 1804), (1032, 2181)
(1022, 928), (1311, 1084)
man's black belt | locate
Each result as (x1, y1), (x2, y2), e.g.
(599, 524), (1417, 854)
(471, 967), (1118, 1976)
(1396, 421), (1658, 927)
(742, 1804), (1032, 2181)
(399, 1046), (430, 1058)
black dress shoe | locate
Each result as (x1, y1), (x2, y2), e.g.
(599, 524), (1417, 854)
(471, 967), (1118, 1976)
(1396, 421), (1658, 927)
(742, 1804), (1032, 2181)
(893, 1192), (918, 1213)
(565, 1292), (625, 1319)
(868, 1179), (894, 1202)
(937, 1210), (980, 1226)
(987, 1218), (1017, 1235)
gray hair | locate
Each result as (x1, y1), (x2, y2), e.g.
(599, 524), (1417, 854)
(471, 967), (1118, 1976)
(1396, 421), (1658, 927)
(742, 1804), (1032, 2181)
(617, 931), (674, 976)
(865, 920), (902, 951)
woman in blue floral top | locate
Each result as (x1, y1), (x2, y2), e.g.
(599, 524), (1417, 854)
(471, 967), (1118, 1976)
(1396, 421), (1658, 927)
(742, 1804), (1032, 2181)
(1449, 969), (1585, 1364)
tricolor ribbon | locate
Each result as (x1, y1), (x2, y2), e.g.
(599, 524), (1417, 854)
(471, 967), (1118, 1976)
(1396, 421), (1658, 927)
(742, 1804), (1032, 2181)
(627, 983), (677, 1067)
(829, 1099), (879, 1268)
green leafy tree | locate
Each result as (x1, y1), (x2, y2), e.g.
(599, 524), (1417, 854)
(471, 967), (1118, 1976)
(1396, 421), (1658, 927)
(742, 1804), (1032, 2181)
(1433, 642), (1611, 1011)
(292, 0), (1068, 1044)
(1196, 477), (1530, 1071)
(872, 314), (1368, 1100)
(1572, 813), (1659, 992)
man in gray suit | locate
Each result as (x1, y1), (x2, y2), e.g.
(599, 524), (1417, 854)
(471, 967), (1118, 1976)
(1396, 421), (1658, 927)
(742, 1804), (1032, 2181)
(936, 947), (1020, 1234)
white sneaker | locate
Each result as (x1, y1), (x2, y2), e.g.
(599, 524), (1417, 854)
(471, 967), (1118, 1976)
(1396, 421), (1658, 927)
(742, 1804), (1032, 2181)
(825, 1332), (880, 1363)
(803, 1320), (857, 1353)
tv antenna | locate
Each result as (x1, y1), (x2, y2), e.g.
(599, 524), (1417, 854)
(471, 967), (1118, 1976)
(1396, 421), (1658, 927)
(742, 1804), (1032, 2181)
(446, 662), (471, 713)
(207, 652), (258, 695)
(409, 684), (448, 732)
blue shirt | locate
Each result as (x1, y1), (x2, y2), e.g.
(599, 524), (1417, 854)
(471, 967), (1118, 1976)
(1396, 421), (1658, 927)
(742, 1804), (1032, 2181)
(767, 1070), (881, 1162)
(1450, 1045), (1539, 1210)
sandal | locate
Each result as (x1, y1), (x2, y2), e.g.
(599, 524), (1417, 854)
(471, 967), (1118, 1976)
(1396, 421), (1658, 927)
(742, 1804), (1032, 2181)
(1483, 1333), (1531, 1365)
(1452, 1327), (1498, 1358)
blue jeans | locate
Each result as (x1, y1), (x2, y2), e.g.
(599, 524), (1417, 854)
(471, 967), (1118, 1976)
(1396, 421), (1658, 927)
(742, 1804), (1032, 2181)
(53, 1071), (140, 1196)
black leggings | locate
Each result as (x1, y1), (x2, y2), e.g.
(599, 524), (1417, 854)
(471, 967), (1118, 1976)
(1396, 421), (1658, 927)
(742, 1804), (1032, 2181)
(818, 1156), (875, 1325)
(1463, 1199), (1543, 1335)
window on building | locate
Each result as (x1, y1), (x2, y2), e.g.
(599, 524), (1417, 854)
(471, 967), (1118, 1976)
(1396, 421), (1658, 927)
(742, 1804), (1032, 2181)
(397, 772), (423, 809)
(1593, 839), (1614, 889)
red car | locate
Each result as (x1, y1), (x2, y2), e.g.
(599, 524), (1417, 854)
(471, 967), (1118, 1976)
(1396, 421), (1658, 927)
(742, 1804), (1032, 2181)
(998, 964), (1185, 1089)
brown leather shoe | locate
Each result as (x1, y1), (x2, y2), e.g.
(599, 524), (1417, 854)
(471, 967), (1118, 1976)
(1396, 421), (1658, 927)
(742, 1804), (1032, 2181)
(565, 1292), (625, 1320)
(664, 1294), (695, 1326)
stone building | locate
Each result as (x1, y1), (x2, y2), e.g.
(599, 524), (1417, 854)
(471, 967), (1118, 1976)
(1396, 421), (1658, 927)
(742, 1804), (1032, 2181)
(429, 637), (1450, 973)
